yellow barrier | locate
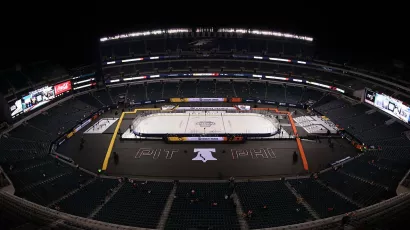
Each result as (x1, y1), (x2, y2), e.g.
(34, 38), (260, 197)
(102, 108), (161, 170)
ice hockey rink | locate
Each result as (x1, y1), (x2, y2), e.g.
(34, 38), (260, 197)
(131, 111), (279, 134)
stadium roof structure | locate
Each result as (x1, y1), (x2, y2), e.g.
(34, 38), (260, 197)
(100, 27), (314, 42)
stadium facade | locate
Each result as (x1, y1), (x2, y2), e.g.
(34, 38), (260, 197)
(0, 27), (410, 229)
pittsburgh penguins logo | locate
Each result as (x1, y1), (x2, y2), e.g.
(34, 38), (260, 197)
(196, 121), (216, 127)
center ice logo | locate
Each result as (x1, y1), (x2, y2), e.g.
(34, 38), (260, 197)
(192, 148), (217, 163)
(196, 121), (216, 127)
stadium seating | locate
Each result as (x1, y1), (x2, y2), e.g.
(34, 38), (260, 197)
(319, 169), (388, 206)
(215, 81), (235, 98)
(249, 81), (266, 99)
(286, 85), (303, 103)
(147, 82), (164, 100)
(356, 123), (408, 143)
(338, 112), (388, 136)
(312, 94), (336, 107)
(93, 89), (114, 106)
(233, 82), (250, 98)
(2, 48), (410, 229)
(179, 80), (197, 97)
(288, 178), (358, 218)
(300, 88), (324, 104)
(236, 180), (312, 228)
(163, 82), (180, 98)
(22, 98), (97, 138)
(93, 181), (173, 228)
(166, 182), (240, 229)
(0, 137), (49, 163)
(8, 158), (73, 191)
(266, 83), (286, 102)
(197, 81), (215, 97)
(358, 154), (410, 173)
(368, 146), (410, 162)
(76, 93), (104, 109)
(17, 170), (93, 206)
(370, 136), (410, 147)
(56, 178), (120, 218)
(315, 99), (348, 114)
(108, 86), (127, 103)
(341, 158), (403, 189)
(324, 103), (369, 123)
(127, 84), (146, 103)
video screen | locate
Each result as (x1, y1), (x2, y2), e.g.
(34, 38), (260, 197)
(364, 88), (376, 105)
(9, 100), (23, 118)
(21, 86), (55, 113)
(364, 88), (410, 123)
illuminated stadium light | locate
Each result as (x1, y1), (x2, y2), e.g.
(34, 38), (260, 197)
(73, 83), (94, 90)
(192, 73), (219, 76)
(218, 28), (313, 42)
(292, 79), (303, 83)
(150, 75), (160, 78)
(107, 61), (116, 65)
(266, 76), (289, 81)
(252, 74), (263, 78)
(218, 28), (247, 34)
(336, 88), (345, 93)
(306, 81), (331, 89)
(297, 61), (307, 64)
(269, 57), (291, 62)
(73, 78), (95, 85)
(123, 76), (146, 81)
(110, 79), (120, 83)
(122, 58), (143, 63)
(253, 56), (263, 59)
(100, 28), (191, 42)
(150, 56), (159, 60)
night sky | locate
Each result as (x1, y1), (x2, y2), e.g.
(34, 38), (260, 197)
(2, 3), (408, 74)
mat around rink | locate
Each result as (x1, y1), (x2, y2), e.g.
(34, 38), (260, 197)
(56, 107), (358, 179)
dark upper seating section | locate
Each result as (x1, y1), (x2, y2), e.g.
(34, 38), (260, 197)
(93, 89), (114, 106)
(0, 137), (49, 163)
(266, 83), (286, 102)
(197, 81), (215, 97)
(288, 178), (358, 218)
(127, 84), (146, 102)
(56, 178), (120, 218)
(236, 180), (312, 228)
(166, 182), (239, 229)
(163, 82), (180, 98)
(215, 81), (235, 98)
(94, 180), (173, 228)
(21, 98), (97, 138)
(319, 169), (388, 206)
(314, 97), (409, 147)
(315, 99), (348, 114)
(249, 81), (266, 99)
(341, 157), (404, 189)
(233, 82), (250, 98)
(17, 169), (93, 206)
(147, 82), (164, 99)
(286, 85), (303, 103)
(179, 80), (197, 97)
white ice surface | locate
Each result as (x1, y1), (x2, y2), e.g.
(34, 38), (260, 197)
(132, 113), (278, 134)
(84, 118), (118, 134)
